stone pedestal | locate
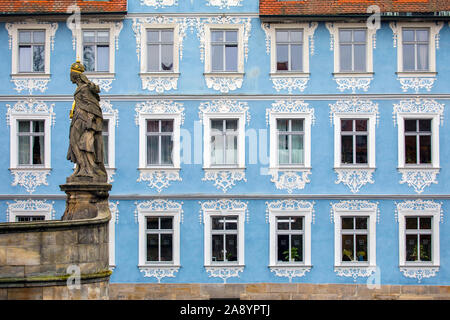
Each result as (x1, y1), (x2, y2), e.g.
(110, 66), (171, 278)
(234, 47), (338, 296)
(60, 183), (111, 221)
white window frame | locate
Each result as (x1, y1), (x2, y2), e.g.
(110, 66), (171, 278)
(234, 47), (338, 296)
(108, 201), (118, 269)
(333, 114), (376, 169)
(397, 114), (439, 169)
(138, 207), (181, 267)
(398, 208), (440, 268)
(268, 209), (312, 267)
(333, 206), (377, 269)
(9, 208), (52, 222)
(203, 210), (245, 267)
(7, 199), (54, 222)
(269, 113), (312, 171)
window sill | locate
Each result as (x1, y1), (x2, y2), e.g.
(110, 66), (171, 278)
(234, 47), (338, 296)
(333, 72), (374, 77)
(139, 72), (180, 77)
(398, 166), (440, 170)
(269, 264), (312, 268)
(139, 264), (180, 268)
(335, 166), (375, 170)
(85, 72), (115, 79)
(11, 73), (51, 79)
(400, 263), (438, 268)
(139, 167), (180, 171)
(396, 71), (437, 77)
(270, 72), (310, 78)
(271, 166), (311, 170)
(204, 166), (245, 170)
(205, 264), (245, 268)
(204, 72), (244, 77)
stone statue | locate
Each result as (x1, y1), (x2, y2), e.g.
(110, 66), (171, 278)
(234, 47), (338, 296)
(67, 60), (107, 183)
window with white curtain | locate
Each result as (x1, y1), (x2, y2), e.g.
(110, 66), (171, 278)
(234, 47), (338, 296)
(339, 28), (366, 72)
(402, 28), (429, 72)
(83, 30), (110, 73)
(18, 30), (45, 73)
(146, 119), (174, 166)
(17, 120), (45, 166)
(210, 119), (238, 166)
(147, 29), (174, 72)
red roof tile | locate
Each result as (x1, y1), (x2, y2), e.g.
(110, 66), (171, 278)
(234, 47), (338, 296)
(0, 0), (127, 15)
(260, 0), (450, 17)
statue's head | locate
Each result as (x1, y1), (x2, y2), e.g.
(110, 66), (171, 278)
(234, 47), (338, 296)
(70, 60), (85, 84)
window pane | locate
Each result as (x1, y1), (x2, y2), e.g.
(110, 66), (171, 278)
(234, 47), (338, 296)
(18, 121), (30, 133)
(211, 135), (224, 165)
(160, 217), (172, 229)
(342, 217), (354, 229)
(291, 134), (304, 164)
(406, 217), (418, 230)
(339, 30), (352, 42)
(161, 44), (173, 71)
(161, 135), (173, 165)
(83, 45), (95, 72)
(211, 119), (223, 133)
(291, 234), (303, 262)
(212, 217), (224, 230)
(416, 30), (429, 42)
(355, 217), (367, 229)
(211, 31), (223, 42)
(420, 234), (432, 261)
(97, 45), (109, 72)
(405, 120), (417, 133)
(226, 120), (238, 132)
(419, 135), (431, 164)
(403, 44), (415, 71)
(341, 135), (353, 164)
(146, 136), (159, 165)
(19, 46), (32, 72)
(225, 234), (237, 262)
(33, 120), (44, 132)
(161, 30), (173, 42)
(420, 217), (432, 230)
(406, 234), (418, 261)
(33, 31), (45, 43)
(277, 234), (289, 262)
(355, 119), (367, 132)
(226, 31), (237, 42)
(97, 31), (109, 43)
(146, 234), (159, 261)
(19, 31), (31, 43)
(405, 135), (417, 164)
(291, 217), (303, 230)
(211, 44), (223, 71)
(419, 119), (431, 132)
(160, 234), (173, 261)
(277, 119), (288, 132)
(225, 44), (237, 71)
(403, 30), (415, 42)
(147, 120), (159, 133)
(291, 119), (303, 132)
(32, 135), (44, 165)
(342, 235), (354, 261)
(277, 218), (289, 230)
(356, 235), (368, 261)
(147, 217), (159, 229)
(103, 134), (109, 166)
(341, 119), (353, 131)
(147, 44), (159, 71)
(339, 44), (352, 71)
(161, 120), (173, 133)
(355, 135), (368, 164)
(354, 44), (366, 72)
(276, 44), (288, 71)
(353, 30), (366, 42)
(33, 45), (45, 72)
(83, 31), (95, 43)
(212, 235), (224, 262)
(147, 30), (159, 42)
(417, 44), (429, 71)
(276, 30), (288, 42)
(278, 135), (289, 165)
(225, 218), (237, 230)
(18, 136), (30, 165)
(290, 44), (303, 71)
(225, 135), (237, 164)
(290, 30), (302, 42)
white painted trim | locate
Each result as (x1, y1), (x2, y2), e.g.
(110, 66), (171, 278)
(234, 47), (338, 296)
(109, 201), (119, 269)
(7, 199), (54, 222)
(100, 100), (118, 172)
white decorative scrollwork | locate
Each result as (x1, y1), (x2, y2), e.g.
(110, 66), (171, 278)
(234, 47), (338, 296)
(334, 169), (375, 194)
(329, 98), (379, 125)
(203, 169), (246, 193)
(139, 266), (180, 283)
(199, 100), (250, 124)
(399, 267), (439, 283)
(334, 266), (376, 282)
(330, 200), (379, 223)
(70, 21), (122, 51)
(206, 0), (242, 9)
(140, 0), (178, 8)
(101, 100), (119, 128)
(390, 21), (443, 49)
(6, 199), (55, 222)
(6, 99), (55, 126)
(266, 100), (315, 125)
(398, 169), (439, 194)
(109, 201), (119, 224)
(135, 199), (184, 224)
(205, 266), (244, 284)
(265, 199), (315, 224)
(270, 266), (311, 283)
(398, 77), (436, 93)
(135, 100), (185, 126)
(6, 21), (58, 50)
(269, 169), (311, 194)
(11, 78), (50, 95)
(271, 77), (309, 94)
(205, 76), (243, 93)
(91, 78), (114, 92)
(334, 77), (373, 93)
(138, 170), (182, 193)
(393, 99), (444, 126)
(394, 199), (443, 223)
(10, 170), (51, 194)
(141, 75), (178, 93)
(199, 198), (249, 224)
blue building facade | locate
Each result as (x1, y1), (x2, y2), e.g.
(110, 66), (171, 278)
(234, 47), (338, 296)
(0, 0), (449, 292)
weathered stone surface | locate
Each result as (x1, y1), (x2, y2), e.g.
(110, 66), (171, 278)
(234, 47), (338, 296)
(78, 228), (99, 245)
(6, 247), (40, 266)
(0, 233), (24, 246)
(42, 232), (57, 246)
(199, 283), (245, 299)
(267, 283), (298, 293)
(8, 287), (43, 300)
(56, 230), (78, 245)
(24, 264), (57, 277)
(0, 266), (25, 278)
(0, 248), (6, 265)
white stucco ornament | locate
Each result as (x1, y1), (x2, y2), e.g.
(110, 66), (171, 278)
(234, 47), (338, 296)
(270, 266), (311, 283)
(139, 266), (180, 283)
(205, 266), (244, 284)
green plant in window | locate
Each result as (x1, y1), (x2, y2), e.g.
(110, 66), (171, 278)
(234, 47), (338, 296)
(357, 251), (366, 261)
(283, 247), (301, 261)
(342, 249), (353, 261)
(411, 245), (430, 261)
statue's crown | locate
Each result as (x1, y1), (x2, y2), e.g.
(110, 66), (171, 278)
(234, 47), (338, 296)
(70, 60), (85, 73)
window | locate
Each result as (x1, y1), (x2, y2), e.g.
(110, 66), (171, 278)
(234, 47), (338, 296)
(210, 119), (238, 166)
(16, 215), (45, 222)
(17, 120), (45, 166)
(147, 29), (174, 72)
(276, 29), (303, 72)
(275, 216), (304, 263)
(405, 216), (432, 263)
(83, 30), (110, 73)
(7, 199), (54, 223)
(341, 216), (369, 262)
(402, 29), (429, 72)
(18, 30), (45, 73)
(211, 30), (238, 72)
(211, 216), (238, 262)
(340, 119), (368, 165)
(277, 119), (304, 165)
(404, 119), (432, 165)
(146, 119), (174, 166)
(339, 29), (366, 72)
(102, 120), (109, 166)
(146, 217), (174, 263)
